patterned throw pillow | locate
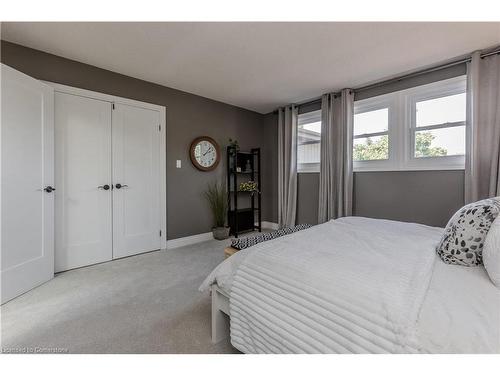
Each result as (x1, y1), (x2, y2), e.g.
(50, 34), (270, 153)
(436, 197), (500, 266)
(231, 224), (312, 250)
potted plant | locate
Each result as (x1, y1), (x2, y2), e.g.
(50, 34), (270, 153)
(204, 181), (230, 240)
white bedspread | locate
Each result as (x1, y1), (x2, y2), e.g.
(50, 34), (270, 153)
(199, 217), (500, 353)
(416, 260), (500, 353)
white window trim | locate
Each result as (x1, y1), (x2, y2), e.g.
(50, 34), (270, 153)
(353, 75), (467, 172)
(353, 93), (396, 172)
(297, 110), (321, 173)
(404, 77), (466, 170)
(298, 162), (321, 173)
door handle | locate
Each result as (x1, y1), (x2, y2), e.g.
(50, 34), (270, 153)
(98, 184), (110, 190)
(39, 186), (55, 193)
(115, 183), (128, 189)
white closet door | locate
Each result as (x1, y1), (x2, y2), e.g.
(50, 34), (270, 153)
(1, 64), (54, 303)
(112, 103), (161, 259)
(55, 92), (113, 272)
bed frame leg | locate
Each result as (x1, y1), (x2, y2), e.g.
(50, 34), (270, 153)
(211, 285), (230, 344)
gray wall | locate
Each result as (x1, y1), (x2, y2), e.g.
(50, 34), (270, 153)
(295, 171), (464, 227)
(353, 170), (464, 227)
(296, 173), (319, 225)
(1, 41), (268, 239)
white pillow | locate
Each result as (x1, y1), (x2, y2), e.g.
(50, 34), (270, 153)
(484, 215), (500, 287)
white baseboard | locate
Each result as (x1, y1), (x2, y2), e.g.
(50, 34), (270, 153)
(261, 221), (279, 230)
(167, 222), (279, 250)
(166, 232), (213, 249)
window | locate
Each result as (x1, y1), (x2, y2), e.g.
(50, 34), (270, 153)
(297, 110), (321, 172)
(353, 76), (467, 171)
(353, 108), (389, 161)
(412, 92), (466, 160)
(354, 105), (390, 163)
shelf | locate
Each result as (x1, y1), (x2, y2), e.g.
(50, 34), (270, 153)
(229, 208), (260, 213)
(233, 228), (258, 235)
(227, 146), (261, 238)
(230, 170), (258, 174)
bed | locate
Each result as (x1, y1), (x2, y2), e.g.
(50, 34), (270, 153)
(199, 217), (500, 354)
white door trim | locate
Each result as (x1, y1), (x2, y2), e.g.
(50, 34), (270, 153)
(44, 82), (167, 251)
(42, 82), (165, 113)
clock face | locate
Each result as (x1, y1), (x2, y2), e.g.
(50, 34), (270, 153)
(195, 140), (217, 167)
(190, 137), (220, 171)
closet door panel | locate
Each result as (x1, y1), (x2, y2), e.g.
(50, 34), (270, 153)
(1, 64), (54, 303)
(55, 93), (113, 272)
(112, 104), (161, 259)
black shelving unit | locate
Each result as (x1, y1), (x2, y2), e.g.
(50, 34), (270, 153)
(227, 147), (261, 238)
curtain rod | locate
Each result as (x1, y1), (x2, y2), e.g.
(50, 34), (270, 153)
(273, 47), (500, 114)
(480, 48), (500, 59)
(354, 47), (498, 93)
(354, 58), (468, 94)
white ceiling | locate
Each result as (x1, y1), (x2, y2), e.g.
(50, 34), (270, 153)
(2, 22), (500, 113)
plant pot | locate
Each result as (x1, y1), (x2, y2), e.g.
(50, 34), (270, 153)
(212, 226), (230, 240)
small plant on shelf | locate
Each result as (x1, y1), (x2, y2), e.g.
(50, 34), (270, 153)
(238, 181), (260, 196)
(204, 181), (230, 240)
(228, 138), (240, 154)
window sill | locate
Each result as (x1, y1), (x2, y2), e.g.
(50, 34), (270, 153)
(298, 163), (320, 173)
(298, 167), (464, 173)
(298, 170), (320, 174)
(353, 165), (465, 172)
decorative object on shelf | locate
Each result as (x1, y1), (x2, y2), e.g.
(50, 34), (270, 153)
(245, 159), (252, 172)
(204, 181), (230, 240)
(227, 146), (261, 237)
(238, 181), (260, 196)
(190, 136), (220, 171)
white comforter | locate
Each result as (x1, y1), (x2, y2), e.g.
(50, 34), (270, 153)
(200, 217), (500, 353)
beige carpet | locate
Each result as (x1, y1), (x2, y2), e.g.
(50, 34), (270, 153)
(0, 236), (243, 354)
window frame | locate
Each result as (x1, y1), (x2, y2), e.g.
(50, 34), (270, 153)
(353, 75), (467, 172)
(353, 93), (395, 171)
(297, 109), (322, 173)
(404, 77), (467, 170)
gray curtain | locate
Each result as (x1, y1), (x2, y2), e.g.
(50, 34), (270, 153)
(318, 89), (354, 223)
(465, 51), (500, 202)
(277, 105), (298, 227)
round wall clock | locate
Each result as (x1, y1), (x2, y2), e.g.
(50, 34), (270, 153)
(189, 136), (221, 171)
